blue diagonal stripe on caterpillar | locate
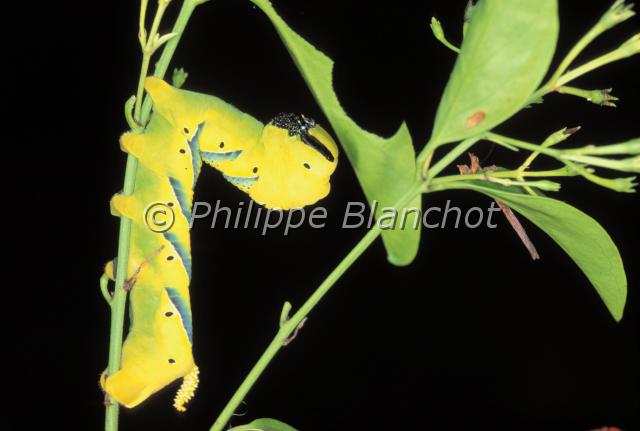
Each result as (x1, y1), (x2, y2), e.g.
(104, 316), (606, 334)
(187, 122), (204, 182)
(223, 174), (259, 188)
(165, 287), (193, 343)
(201, 149), (243, 162)
(169, 177), (192, 223)
(163, 231), (192, 279)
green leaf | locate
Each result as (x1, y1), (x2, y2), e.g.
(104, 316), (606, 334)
(430, 0), (559, 146)
(229, 418), (298, 431)
(250, 0), (421, 266)
(442, 181), (627, 321)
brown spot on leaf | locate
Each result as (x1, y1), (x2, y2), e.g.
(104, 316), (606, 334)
(466, 111), (486, 128)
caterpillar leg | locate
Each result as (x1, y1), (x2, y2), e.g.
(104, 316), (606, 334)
(104, 259), (116, 280)
(100, 371), (115, 406)
(99, 260), (117, 305)
(124, 96), (143, 132)
(100, 273), (112, 306)
(110, 193), (138, 220)
(120, 131), (146, 157)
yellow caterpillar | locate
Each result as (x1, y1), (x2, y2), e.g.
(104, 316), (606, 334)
(101, 78), (338, 410)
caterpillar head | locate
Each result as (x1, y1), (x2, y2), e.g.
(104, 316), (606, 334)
(247, 113), (339, 210)
(269, 113), (338, 177)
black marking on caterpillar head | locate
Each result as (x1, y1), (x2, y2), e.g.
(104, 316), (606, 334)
(270, 113), (335, 162)
(301, 132), (334, 162)
(271, 112), (316, 134)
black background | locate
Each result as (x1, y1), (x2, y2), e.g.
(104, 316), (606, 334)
(9, 1), (639, 430)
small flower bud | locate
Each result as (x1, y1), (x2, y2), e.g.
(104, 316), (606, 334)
(564, 153), (640, 173)
(542, 127), (581, 147)
(583, 173), (637, 193)
(609, 176), (638, 193)
(602, 156), (640, 173)
(617, 33), (640, 58)
(621, 139), (640, 154)
(533, 180), (562, 192)
(172, 67), (189, 89)
(464, 0), (477, 23)
(430, 17), (460, 53)
(572, 139), (640, 156)
(598, 0), (636, 31)
(430, 17), (445, 41)
(587, 88), (619, 107)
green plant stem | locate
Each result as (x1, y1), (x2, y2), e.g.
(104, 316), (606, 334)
(486, 133), (561, 158)
(429, 167), (577, 186)
(211, 154), (579, 431)
(528, 1), (637, 104)
(563, 139), (640, 156)
(486, 132), (634, 169)
(529, 44), (636, 104)
(141, 0), (210, 118)
(210, 185), (422, 431)
(555, 85), (592, 99)
(134, 0), (170, 118)
(547, 23), (603, 85)
(211, 228), (380, 431)
(555, 52), (627, 88)
(134, 55), (153, 120)
(105, 155), (139, 431)
(139, 0), (150, 47)
(104, 2), (206, 431)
